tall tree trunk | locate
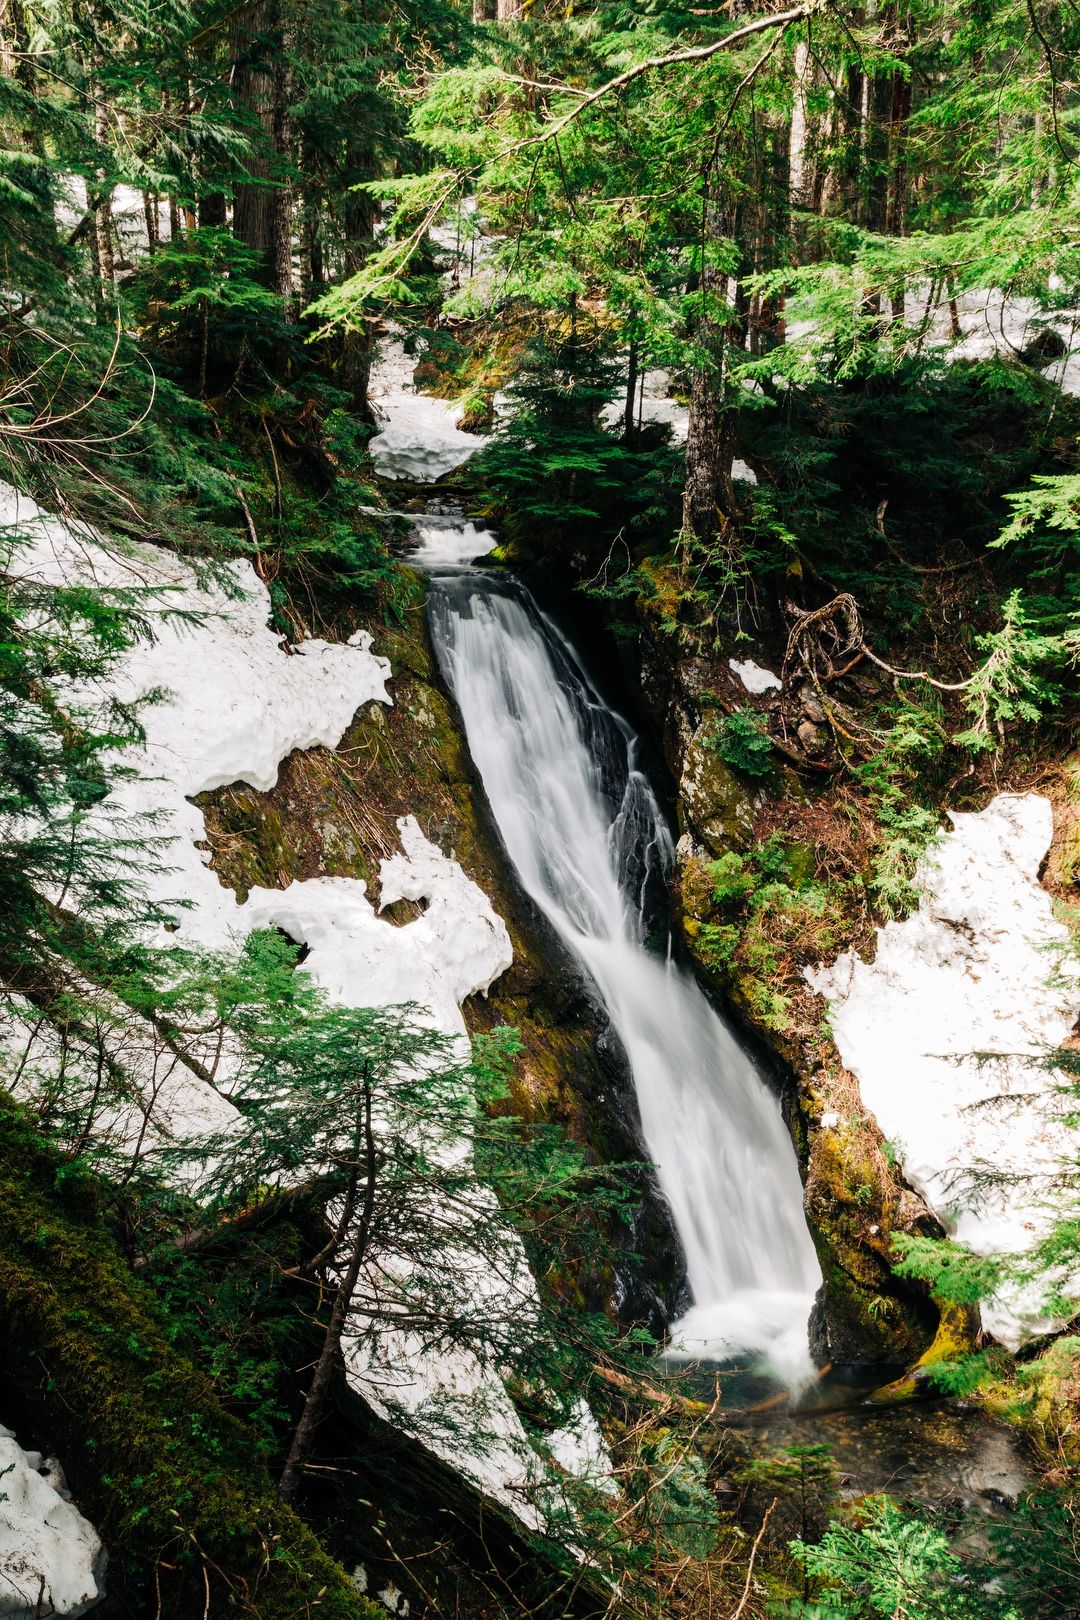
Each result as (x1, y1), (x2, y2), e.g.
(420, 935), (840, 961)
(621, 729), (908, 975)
(92, 92), (114, 296)
(269, 8), (293, 312)
(496, 0), (520, 18)
(199, 192), (226, 229)
(623, 338), (638, 440)
(681, 194), (737, 545)
(278, 1088), (376, 1504)
(298, 139), (324, 311)
(339, 132), (375, 417)
(232, 0), (293, 309)
(231, 1), (274, 266)
(143, 192), (159, 252)
(788, 37), (814, 213)
(884, 30), (912, 235)
(472, 0), (497, 19)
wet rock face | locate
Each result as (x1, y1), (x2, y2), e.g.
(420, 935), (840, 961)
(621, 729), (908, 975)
(591, 1019), (691, 1334)
(632, 622), (938, 1372)
(803, 1118), (938, 1368)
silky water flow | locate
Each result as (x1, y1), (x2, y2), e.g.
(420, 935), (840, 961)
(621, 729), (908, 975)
(413, 519), (821, 1383)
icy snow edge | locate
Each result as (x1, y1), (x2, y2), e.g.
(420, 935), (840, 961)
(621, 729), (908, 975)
(0, 1425), (104, 1617)
(807, 793), (1080, 1347)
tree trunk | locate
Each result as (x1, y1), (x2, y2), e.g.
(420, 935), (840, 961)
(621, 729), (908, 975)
(278, 1088), (376, 1504)
(472, 0), (497, 19)
(788, 37), (814, 213)
(623, 339), (638, 440)
(298, 137), (324, 311)
(338, 132), (376, 417)
(92, 93), (115, 296)
(496, 0), (520, 18)
(681, 194), (737, 544)
(231, 0), (293, 308)
(199, 192), (226, 229)
(269, 9), (293, 311)
(884, 59), (912, 235)
(142, 192), (159, 252)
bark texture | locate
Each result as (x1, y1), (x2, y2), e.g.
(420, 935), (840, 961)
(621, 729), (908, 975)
(231, 0), (293, 305)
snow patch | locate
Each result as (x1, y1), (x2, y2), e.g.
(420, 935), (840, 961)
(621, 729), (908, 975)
(368, 334), (487, 481)
(600, 369), (690, 442)
(729, 657), (782, 695)
(244, 816), (511, 1039)
(0, 1427), (103, 1616)
(808, 794), (1080, 1346)
(0, 482), (390, 960)
(0, 483), (608, 1526)
(930, 288), (1080, 395)
(544, 1401), (617, 1496)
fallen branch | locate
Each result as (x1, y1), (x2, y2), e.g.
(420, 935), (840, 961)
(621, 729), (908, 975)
(784, 592), (975, 694)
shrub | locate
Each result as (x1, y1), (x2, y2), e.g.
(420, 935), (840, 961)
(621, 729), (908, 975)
(713, 707), (774, 778)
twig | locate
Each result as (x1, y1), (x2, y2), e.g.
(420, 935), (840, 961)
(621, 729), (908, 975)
(727, 1497), (776, 1620)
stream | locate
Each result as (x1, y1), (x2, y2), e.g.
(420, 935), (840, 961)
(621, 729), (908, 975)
(412, 518), (822, 1384)
(405, 513), (1034, 1521)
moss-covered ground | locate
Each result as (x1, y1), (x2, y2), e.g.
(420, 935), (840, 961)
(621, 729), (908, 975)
(0, 1096), (382, 1620)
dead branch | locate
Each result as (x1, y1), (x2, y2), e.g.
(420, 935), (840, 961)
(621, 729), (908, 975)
(783, 592), (975, 694)
(726, 1497), (776, 1620)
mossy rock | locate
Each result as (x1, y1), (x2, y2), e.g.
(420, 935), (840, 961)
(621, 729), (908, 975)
(804, 1115), (938, 1366)
(678, 729), (757, 854)
(866, 1299), (981, 1403)
(458, 389), (495, 433)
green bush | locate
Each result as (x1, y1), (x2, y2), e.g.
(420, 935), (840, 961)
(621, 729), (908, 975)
(713, 707), (774, 778)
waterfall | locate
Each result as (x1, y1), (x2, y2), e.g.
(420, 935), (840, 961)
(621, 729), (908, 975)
(415, 522), (821, 1382)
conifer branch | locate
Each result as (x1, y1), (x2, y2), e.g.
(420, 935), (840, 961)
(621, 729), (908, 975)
(502, 1), (832, 154)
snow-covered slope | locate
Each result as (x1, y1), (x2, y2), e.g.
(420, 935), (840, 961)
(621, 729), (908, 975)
(808, 794), (1080, 1346)
(929, 287), (1080, 394)
(0, 482), (608, 1525)
(368, 334), (486, 481)
(0, 1427), (103, 1617)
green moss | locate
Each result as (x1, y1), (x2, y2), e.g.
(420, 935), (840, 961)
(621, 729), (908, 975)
(803, 1119), (937, 1365)
(0, 1096), (380, 1620)
(678, 729), (757, 854)
(867, 1301), (981, 1404)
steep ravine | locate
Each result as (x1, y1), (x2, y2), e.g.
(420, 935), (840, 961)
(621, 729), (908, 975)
(359, 348), (953, 1378)
(197, 566), (687, 1337)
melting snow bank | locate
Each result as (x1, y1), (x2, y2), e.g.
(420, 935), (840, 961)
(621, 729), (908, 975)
(729, 656), (782, 695)
(0, 483), (610, 1530)
(368, 333), (487, 481)
(808, 795), (1080, 1347)
(0, 1427), (104, 1616)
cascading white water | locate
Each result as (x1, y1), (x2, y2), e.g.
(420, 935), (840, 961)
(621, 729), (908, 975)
(413, 522), (821, 1382)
